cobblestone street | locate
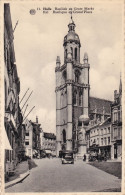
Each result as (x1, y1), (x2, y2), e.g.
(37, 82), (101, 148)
(6, 158), (121, 192)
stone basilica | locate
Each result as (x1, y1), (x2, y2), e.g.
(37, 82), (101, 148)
(55, 16), (111, 157)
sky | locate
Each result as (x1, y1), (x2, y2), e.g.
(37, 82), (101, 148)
(9, 1), (123, 134)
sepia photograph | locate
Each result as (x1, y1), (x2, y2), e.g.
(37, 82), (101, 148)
(0, 0), (124, 193)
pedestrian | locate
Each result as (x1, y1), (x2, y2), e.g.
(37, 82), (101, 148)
(83, 154), (86, 161)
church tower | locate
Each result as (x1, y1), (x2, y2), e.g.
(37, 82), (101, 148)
(55, 16), (90, 156)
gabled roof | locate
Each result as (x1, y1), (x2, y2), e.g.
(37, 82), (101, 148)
(89, 97), (112, 114)
(86, 117), (111, 131)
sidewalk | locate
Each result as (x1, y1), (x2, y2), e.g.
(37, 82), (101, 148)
(5, 161), (30, 189)
(107, 159), (122, 162)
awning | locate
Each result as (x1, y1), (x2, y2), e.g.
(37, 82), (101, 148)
(33, 150), (38, 154)
(4, 128), (12, 150)
(45, 150), (51, 154)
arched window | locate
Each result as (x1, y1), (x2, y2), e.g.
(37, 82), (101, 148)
(75, 48), (77, 60)
(75, 69), (80, 83)
(79, 90), (82, 106)
(62, 70), (67, 82)
(70, 47), (73, 57)
(62, 129), (66, 143)
(73, 90), (77, 105)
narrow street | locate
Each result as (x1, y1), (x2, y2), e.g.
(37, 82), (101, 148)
(6, 158), (121, 192)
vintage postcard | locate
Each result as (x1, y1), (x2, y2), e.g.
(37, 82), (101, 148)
(0, 0), (124, 194)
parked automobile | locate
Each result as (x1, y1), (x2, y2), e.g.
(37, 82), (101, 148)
(89, 153), (107, 161)
(61, 150), (74, 164)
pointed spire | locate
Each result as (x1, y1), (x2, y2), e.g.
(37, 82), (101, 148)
(68, 12), (75, 32)
(70, 11), (74, 24)
(119, 72), (122, 94)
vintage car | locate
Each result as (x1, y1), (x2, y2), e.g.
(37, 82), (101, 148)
(61, 150), (74, 164)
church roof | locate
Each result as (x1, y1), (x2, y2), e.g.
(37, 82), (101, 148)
(89, 96), (112, 114)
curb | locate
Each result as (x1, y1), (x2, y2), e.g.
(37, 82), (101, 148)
(5, 170), (30, 189)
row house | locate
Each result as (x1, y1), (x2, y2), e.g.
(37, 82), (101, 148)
(4, 4), (25, 175)
(24, 119), (33, 158)
(87, 117), (111, 159)
(111, 79), (122, 160)
(85, 97), (112, 154)
(25, 117), (42, 158)
(86, 77), (122, 160)
(41, 132), (56, 156)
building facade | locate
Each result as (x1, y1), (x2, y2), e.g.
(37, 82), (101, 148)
(4, 4), (24, 175)
(88, 118), (111, 159)
(32, 117), (42, 157)
(24, 117), (42, 158)
(111, 78), (122, 160)
(55, 17), (90, 156)
(41, 132), (56, 156)
(24, 119), (33, 158)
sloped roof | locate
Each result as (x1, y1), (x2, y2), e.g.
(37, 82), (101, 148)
(100, 117), (111, 126)
(86, 117), (111, 131)
(44, 132), (56, 139)
(89, 97), (112, 114)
